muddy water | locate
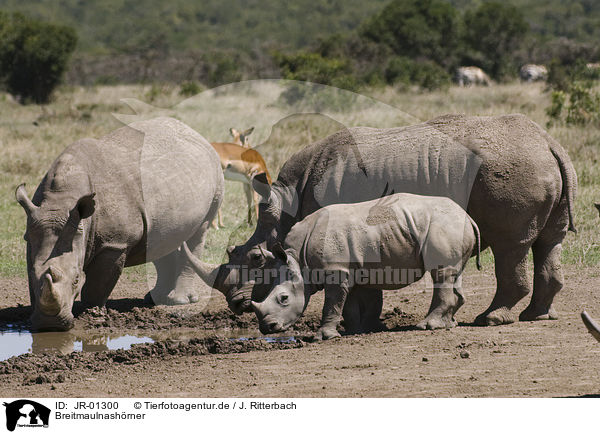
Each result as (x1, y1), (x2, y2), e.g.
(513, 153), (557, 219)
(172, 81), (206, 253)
(0, 326), (296, 361)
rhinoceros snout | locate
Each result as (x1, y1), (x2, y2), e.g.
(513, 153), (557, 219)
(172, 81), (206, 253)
(30, 311), (74, 332)
(259, 320), (283, 335)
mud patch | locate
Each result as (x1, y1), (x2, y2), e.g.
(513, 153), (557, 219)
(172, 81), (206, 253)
(75, 305), (415, 333)
(0, 336), (306, 378)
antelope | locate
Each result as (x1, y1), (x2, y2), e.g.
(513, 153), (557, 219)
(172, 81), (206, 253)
(210, 127), (271, 228)
(230, 127), (254, 147)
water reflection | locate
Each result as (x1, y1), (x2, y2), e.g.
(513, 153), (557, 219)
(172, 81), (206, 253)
(0, 327), (296, 361)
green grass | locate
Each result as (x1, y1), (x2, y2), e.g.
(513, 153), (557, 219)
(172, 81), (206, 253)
(1, 81), (599, 281)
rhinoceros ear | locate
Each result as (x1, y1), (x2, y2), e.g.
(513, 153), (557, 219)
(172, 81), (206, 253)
(76, 193), (96, 219)
(271, 242), (288, 262)
(251, 172), (271, 199)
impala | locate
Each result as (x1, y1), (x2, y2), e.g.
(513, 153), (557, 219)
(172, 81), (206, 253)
(230, 127), (254, 147)
(210, 127), (271, 228)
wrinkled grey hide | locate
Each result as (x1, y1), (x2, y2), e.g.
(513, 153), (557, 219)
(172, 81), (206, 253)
(187, 113), (576, 327)
(251, 193), (481, 340)
(16, 117), (224, 331)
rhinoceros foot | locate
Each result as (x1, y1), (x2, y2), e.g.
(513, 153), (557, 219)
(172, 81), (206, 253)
(474, 307), (516, 326)
(312, 327), (341, 341)
(146, 282), (202, 305)
(519, 304), (558, 321)
(416, 315), (457, 330)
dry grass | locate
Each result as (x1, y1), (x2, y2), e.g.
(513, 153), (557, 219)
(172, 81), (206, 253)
(1, 80), (598, 278)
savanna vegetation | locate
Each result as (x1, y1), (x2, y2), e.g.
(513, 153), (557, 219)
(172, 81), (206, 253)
(1, 81), (599, 279)
(0, 0), (599, 91)
(0, 1), (599, 275)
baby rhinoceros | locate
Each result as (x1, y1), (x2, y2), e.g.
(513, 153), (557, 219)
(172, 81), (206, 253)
(249, 193), (481, 340)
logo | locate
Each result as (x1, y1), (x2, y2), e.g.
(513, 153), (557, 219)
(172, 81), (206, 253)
(3, 400), (50, 432)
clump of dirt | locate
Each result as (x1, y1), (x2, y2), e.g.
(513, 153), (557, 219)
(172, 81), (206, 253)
(0, 336), (306, 377)
(382, 307), (418, 330)
(77, 306), (258, 330)
(76, 306), (325, 334)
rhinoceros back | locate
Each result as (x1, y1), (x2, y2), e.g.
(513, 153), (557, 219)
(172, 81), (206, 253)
(53, 117), (222, 264)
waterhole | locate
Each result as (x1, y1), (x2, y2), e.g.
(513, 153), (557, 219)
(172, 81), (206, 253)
(0, 326), (296, 361)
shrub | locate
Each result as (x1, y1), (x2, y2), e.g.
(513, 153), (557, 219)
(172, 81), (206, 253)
(385, 57), (450, 90)
(0, 12), (77, 104)
(547, 58), (600, 92)
(275, 50), (358, 91)
(179, 80), (204, 97)
(547, 86), (600, 126)
(360, 0), (460, 68)
(461, 2), (529, 80)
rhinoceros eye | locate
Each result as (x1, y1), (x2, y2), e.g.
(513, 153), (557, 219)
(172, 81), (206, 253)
(249, 253), (265, 266)
(278, 293), (289, 306)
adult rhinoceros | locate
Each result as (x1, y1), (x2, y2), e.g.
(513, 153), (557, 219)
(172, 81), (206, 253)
(16, 117), (224, 331)
(185, 113), (576, 327)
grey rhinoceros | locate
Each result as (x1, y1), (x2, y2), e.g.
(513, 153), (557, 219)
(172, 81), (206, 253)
(16, 117), (224, 331)
(192, 193), (481, 340)
(184, 113), (576, 327)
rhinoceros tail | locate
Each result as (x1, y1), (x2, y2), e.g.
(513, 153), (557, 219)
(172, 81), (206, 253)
(549, 140), (577, 233)
(470, 217), (481, 271)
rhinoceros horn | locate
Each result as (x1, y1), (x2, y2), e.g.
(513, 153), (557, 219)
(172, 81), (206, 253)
(581, 311), (600, 342)
(39, 267), (63, 316)
(15, 183), (38, 216)
(181, 242), (226, 294)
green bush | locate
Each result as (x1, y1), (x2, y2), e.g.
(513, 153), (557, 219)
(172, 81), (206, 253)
(547, 58), (599, 92)
(461, 2), (529, 80)
(385, 57), (450, 90)
(360, 0), (460, 68)
(275, 51), (358, 90)
(0, 12), (77, 104)
(547, 86), (600, 126)
(179, 80), (204, 96)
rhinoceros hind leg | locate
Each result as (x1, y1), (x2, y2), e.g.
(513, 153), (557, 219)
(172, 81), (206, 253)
(341, 290), (362, 334)
(417, 271), (464, 330)
(81, 248), (126, 308)
(520, 239), (563, 321)
(148, 223), (211, 306)
(359, 289), (385, 333)
(474, 245), (530, 326)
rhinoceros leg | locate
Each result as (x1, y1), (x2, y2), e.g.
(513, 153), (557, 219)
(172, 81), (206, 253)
(243, 183), (255, 225)
(148, 223), (211, 305)
(520, 240), (563, 321)
(314, 275), (350, 341)
(475, 244), (531, 326)
(145, 250), (180, 305)
(342, 289), (385, 335)
(341, 290), (362, 334)
(80, 248), (127, 307)
(417, 269), (465, 330)
(360, 289), (385, 333)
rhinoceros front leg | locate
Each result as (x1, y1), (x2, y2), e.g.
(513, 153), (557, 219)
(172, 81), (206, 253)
(314, 275), (350, 341)
(80, 248), (127, 308)
(417, 268), (465, 330)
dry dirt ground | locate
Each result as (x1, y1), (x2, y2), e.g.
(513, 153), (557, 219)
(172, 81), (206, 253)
(1, 264), (600, 398)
